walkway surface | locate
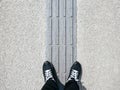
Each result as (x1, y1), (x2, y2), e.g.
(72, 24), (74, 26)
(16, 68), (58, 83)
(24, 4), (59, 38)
(0, 0), (120, 90)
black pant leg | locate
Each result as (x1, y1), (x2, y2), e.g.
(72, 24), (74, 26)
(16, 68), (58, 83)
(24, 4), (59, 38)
(41, 79), (58, 90)
(64, 80), (79, 90)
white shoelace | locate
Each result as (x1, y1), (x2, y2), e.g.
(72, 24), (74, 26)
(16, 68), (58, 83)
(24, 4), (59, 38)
(68, 69), (79, 81)
(45, 69), (54, 81)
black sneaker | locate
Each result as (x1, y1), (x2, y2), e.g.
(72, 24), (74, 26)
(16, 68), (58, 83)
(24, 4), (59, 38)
(67, 61), (82, 82)
(43, 61), (57, 82)
(43, 61), (64, 90)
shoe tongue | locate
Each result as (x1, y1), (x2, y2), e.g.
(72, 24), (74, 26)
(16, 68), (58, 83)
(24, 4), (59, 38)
(46, 76), (54, 81)
(45, 69), (53, 80)
(71, 78), (75, 80)
(48, 78), (53, 80)
(69, 69), (79, 81)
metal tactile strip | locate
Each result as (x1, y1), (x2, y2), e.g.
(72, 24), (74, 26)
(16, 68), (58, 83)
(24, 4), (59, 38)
(46, 0), (77, 84)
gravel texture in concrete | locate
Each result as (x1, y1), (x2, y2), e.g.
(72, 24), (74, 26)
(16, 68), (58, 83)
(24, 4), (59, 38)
(0, 0), (46, 90)
(77, 0), (120, 90)
(0, 0), (120, 90)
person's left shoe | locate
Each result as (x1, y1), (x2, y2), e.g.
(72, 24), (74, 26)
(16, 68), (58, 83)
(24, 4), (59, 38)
(43, 61), (55, 82)
(43, 61), (58, 82)
(43, 61), (64, 90)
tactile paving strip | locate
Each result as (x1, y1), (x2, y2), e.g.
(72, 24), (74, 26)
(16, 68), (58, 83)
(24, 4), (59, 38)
(46, 0), (77, 84)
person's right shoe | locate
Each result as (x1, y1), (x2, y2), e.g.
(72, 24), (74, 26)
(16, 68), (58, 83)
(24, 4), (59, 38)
(67, 61), (82, 82)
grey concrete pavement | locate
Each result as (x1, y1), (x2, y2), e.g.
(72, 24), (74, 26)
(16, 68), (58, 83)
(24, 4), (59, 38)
(0, 0), (120, 90)
(77, 0), (120, 90)
(0, 0), (46, 90)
